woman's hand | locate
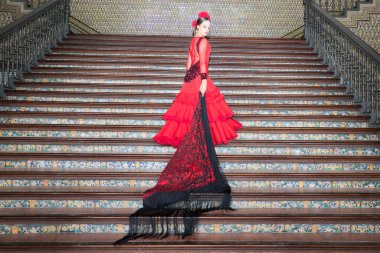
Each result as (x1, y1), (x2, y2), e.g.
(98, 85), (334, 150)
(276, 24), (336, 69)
(199, 79), (207, 97)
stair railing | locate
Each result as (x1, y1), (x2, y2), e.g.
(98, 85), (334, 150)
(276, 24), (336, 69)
(304, 0), (380, 126)
(0, 0), (70, 98)
(314, 0), (371, 16)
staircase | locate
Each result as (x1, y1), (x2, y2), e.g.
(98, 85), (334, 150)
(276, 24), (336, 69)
(1, 34), (380, 252)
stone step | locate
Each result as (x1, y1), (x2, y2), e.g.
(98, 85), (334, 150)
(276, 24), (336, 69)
(14, 82), (345, 90)
(56, 43), (316, 54)
(1, 159), (379, 173)
(4, 90), (354, 104)
(38, 58), (328, 68)
(0, 104), (360, 116)
(1, 171), (379, 190)
(1, 124), (378, 141)
(2, 233), (380, 252)
(59, 37), (313, 47)
(1, 139), (379, 156)
(1, 152), (378, 164)
(31, 65), (331, 74)
(0, 209), (379, 234)
(6, 96), (354, 106)
(64, 34), (309, 44)
(21, 76), (341, 85)
(41, 55), (326, 66)
(14, 85), (347, 95)
(51, 46), (318, 59)
(2, 188), (380, 212)
(0, 116), (369, 128)
(27, 69), (336, 81)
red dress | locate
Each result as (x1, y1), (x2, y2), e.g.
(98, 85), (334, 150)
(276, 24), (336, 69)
(114, 36), (239, 244)
(153, 36), (242, 148)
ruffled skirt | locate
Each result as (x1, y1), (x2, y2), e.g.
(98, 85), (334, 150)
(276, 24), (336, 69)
(153, 75), (242, 147)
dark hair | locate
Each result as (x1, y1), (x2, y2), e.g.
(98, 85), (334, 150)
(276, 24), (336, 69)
(192, 17), (211, 37)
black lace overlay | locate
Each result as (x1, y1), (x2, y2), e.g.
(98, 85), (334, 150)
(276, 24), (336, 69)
(114, 92), (233, 244)
(184, 61), (201, 82)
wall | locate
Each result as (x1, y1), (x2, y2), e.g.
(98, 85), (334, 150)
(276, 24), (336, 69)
(69, 0), (305, 38)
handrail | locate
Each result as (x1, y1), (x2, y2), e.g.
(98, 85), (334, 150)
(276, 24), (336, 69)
(304, 0), (380, 125)
(0, 0), (70, 98)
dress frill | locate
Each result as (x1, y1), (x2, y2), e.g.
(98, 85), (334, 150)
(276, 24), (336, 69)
(153, 76), (242, 148)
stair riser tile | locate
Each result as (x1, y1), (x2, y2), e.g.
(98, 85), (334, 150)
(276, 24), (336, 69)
(15, 87), (346, 95)
(5, 96), (354, 105)
(1, 199), (379, 209)
(1, 161), (379, 173)
(27, 73), (336, 80)
(1, 130), (377, 141)
(22, 78), (340, 86)
(32, 66), (330, 73)
(1, 179), (379, 189)
(50, 51), (320, 60)
(0, 107), (359, 116)
(0, 223), (379, 234)
(43, 58), (326, 66)
(2, 145), (378, 156)
(0, 118), (368, 128)
(37, 64), (328, 73)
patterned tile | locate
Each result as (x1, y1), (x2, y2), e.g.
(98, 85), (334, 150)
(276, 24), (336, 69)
(1, 199), (379, 209)
(1, 160), (379, 173)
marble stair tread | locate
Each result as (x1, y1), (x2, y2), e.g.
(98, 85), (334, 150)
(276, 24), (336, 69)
(30, 67), (333, 76)
(0, 101), (359, 110)
(51, 47), (319, 57)
(24, 71), (335, 79)
(2, 233), (380, 251)
(64, 34), (309, 41)
(23, 76), (341, 83)
(0, 112), (369, 122)
(2, 137), (379, 146)
(5, 90), (352, 99)
(1, 235), (380, 253)
(42, 55), (327, 65)
(2, 212), (380, 224)
(58, 39), (313, 47)
(14, 82), (346, 90)
(38, 60), (328, 69)
(2, 187), (380, 195)
(1, 124), (377, 133)
(2, 171), (380, 180)
(2, 207), (380, 217)
(1, 153), (379, 162)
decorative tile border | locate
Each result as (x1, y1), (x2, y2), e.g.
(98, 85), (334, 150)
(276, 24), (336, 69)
(5, 96), (353, 105)
(0, 106), (359, 116)
(1, 130), (377, 141)
(22, 77), (341, 87)
(0, 223), (379, 234)
(1, 160), (379, 173)
(0, 118), (367, 128)
(1, 199), (379, 209)
(15, 86), (346, 95)
(0, 179), (379, 189)
(1, 144), (378, 156)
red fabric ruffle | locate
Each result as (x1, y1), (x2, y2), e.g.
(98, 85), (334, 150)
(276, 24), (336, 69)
(153, 75), (242, 148)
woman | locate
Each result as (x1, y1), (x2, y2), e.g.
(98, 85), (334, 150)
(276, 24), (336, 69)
(114, 11), (242, 244)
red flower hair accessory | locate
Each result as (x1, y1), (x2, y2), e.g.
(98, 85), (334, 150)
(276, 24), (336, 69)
(191, 19), (197, 28)
(198, 11), (211, 20)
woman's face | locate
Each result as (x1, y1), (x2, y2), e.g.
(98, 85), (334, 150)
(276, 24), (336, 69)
(197, 20), (211, 37)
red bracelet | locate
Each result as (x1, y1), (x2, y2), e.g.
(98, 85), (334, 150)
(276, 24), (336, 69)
(200, 73), (207, 80)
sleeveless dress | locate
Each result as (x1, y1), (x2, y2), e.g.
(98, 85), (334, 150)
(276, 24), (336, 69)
(114, 37), (242, 244)
(153, 36), (242, 148)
